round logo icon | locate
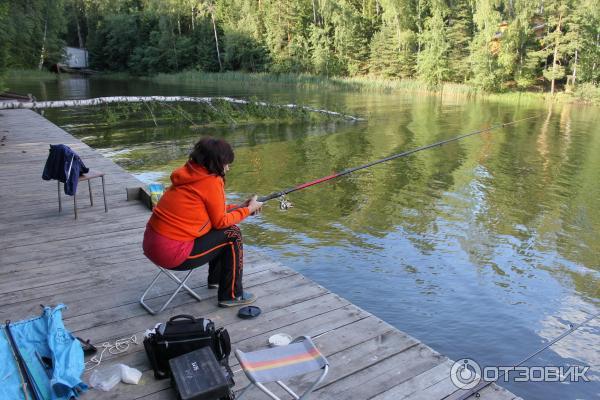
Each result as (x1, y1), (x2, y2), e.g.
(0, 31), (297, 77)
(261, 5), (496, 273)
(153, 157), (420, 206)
(450, 358), (482, 390)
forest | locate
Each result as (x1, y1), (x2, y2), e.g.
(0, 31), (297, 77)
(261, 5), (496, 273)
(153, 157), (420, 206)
(0, 0), (599, 94)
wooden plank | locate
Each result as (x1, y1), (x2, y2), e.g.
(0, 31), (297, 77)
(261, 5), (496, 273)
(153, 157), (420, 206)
(79, 295), (357, 400)
(81, 300), (366, 400)
(0, 193), (143, 224)
(0, 227), (147, 264)
(0, 216), (148, 249)
(231, 329), (420, 400)
(0, 246), (264, 284)
(442, 385), (519, 400)
(0, 242), (145, 275)
(79, 290), (339, 368)
(317, 344), (447, 399)
(68, 270), (312, 339)
(1, 259), (283, 319)
(371, 360), (455, 400)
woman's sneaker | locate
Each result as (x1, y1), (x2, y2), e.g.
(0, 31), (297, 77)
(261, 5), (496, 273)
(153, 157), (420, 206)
(207, 282), (219, 289)
(218, 292), (257, 307)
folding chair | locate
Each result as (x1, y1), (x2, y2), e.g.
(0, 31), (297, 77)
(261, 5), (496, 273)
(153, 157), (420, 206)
(235, 336), (329, 400)
(139, 265), (203, 315)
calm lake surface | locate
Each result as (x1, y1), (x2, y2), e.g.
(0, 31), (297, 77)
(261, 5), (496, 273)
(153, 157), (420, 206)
(10, 76), (599, 399)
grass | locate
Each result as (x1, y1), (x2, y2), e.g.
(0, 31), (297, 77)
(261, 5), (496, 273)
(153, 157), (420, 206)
(572, 83), (600, 105)
(94, 71), (134, 80)
(6, 68), (58, 81)
(150, 70), (479, 95)
(147, 70), (600, 106)
(11, 67), (600, 106)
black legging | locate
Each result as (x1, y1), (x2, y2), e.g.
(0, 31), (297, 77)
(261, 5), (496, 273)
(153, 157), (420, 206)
(175, 225), (243, 301)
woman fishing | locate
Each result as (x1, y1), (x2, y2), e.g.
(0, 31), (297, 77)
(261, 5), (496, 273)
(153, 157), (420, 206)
(143, 137), (263, 307)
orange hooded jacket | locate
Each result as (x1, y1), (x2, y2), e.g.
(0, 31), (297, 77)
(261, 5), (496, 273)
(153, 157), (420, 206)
(148, 161), (250, 242)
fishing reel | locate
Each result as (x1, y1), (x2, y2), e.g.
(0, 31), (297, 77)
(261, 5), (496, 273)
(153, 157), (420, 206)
(278, 195), (293, 210)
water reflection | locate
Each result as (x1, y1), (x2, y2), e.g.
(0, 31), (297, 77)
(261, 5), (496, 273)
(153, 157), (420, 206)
(10, 77), (600, 400)
(537, 297), (600, 382)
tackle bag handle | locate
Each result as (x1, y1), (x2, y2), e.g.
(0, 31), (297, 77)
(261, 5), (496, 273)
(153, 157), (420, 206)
(168, 315), (197, 322)
(216, 328), (231, 359)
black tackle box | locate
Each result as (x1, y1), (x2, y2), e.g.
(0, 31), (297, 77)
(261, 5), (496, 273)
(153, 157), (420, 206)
(169, 347), (231, 400)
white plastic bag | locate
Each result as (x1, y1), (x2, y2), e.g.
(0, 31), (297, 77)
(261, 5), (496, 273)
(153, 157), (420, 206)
(89, 364), (142, 391)
(89, 364), (122, 391)
(121, 364), (142, 384)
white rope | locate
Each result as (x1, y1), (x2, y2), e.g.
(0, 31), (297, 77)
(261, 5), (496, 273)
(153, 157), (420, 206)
(84, 335), (138, 371)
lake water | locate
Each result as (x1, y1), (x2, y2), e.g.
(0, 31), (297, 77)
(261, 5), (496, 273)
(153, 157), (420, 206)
(9, 76), (599, 399)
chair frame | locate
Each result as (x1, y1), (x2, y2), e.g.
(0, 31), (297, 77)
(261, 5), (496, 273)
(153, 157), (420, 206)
(235, 336), (329, 400)
(139, 266), (203, 315)
(58, 171), (107, 219)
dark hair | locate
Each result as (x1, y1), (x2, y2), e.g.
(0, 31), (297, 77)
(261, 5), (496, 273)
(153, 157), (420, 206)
(189, 137), (234, 178)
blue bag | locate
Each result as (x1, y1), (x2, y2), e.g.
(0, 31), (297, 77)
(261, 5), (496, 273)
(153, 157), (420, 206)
(0, 305), (88, 400)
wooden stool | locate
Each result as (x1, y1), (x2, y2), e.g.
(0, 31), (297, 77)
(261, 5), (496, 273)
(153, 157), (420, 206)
(58, 170), (108, 219)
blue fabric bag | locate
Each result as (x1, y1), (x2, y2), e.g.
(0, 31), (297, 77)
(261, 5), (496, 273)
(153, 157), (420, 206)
(0, 305), (88, 400)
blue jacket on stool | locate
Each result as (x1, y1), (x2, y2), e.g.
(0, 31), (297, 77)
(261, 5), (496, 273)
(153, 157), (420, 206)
(42, 144), (89, 195)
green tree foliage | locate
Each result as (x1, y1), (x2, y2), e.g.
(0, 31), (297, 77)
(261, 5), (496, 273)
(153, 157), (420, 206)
(370, 0), (418, 78)
(223, 31), (269, 72)
(470, 0), (503, 91)
(310, 25), (341, 75)
(2, 0), (598, 93)
(533, 0), (578, 93)
(495, 0), (538, 89)
(417, 0), (450, 86)
(445, 0), (473, 82)
(575, 0), (600, 84)
(0, 2), (9, 90)
(0, 0), (66, 71)
(369, 24), (416, 78)
(326, 1), (373, 76)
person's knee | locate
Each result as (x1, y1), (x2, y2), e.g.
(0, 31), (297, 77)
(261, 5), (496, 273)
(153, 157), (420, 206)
(226, 225), (242, 242)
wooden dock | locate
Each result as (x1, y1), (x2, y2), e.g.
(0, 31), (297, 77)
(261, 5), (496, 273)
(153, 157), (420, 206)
(0, 109), (520, 400)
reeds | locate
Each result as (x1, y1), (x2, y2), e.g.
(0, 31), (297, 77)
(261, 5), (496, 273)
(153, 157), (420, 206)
(147, 70), (592, 105)
(7, 68), (58, 81)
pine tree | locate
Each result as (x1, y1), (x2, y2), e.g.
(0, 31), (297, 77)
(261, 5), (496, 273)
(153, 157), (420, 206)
(496, 0), (538, 89)
(570, 0), (599, 85)
(470, 0), (502, 90)
(370, 0), (419, 78)
(328, 1), (372, 76)
(369, 23), (416, 78)
(527, 0), (578, 93)
(446, 0), (473, 83)
(417, 0), (450, 86)
(1, 1), (66, 69)
(310, 24), (341, 75)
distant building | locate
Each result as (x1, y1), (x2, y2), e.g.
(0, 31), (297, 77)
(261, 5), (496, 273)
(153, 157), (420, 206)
(64, 47), (88, 69)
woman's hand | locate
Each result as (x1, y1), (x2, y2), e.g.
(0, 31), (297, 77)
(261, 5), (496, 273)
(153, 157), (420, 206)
(246, 195), (263, 215)
(240, 197), (252, 207)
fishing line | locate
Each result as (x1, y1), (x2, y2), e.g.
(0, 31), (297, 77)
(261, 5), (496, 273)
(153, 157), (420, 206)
(244, 115), (538, 209)
(455, 310), (600, 400)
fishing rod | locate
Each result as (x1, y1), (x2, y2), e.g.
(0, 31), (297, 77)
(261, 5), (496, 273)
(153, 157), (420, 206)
(455, 310), (600, 400)
(5, 321), (40, 400)
(252, 115), (538, 208)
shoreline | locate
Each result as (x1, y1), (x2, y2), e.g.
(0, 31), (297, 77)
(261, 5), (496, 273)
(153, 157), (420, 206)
(6, 68), (600, 107)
